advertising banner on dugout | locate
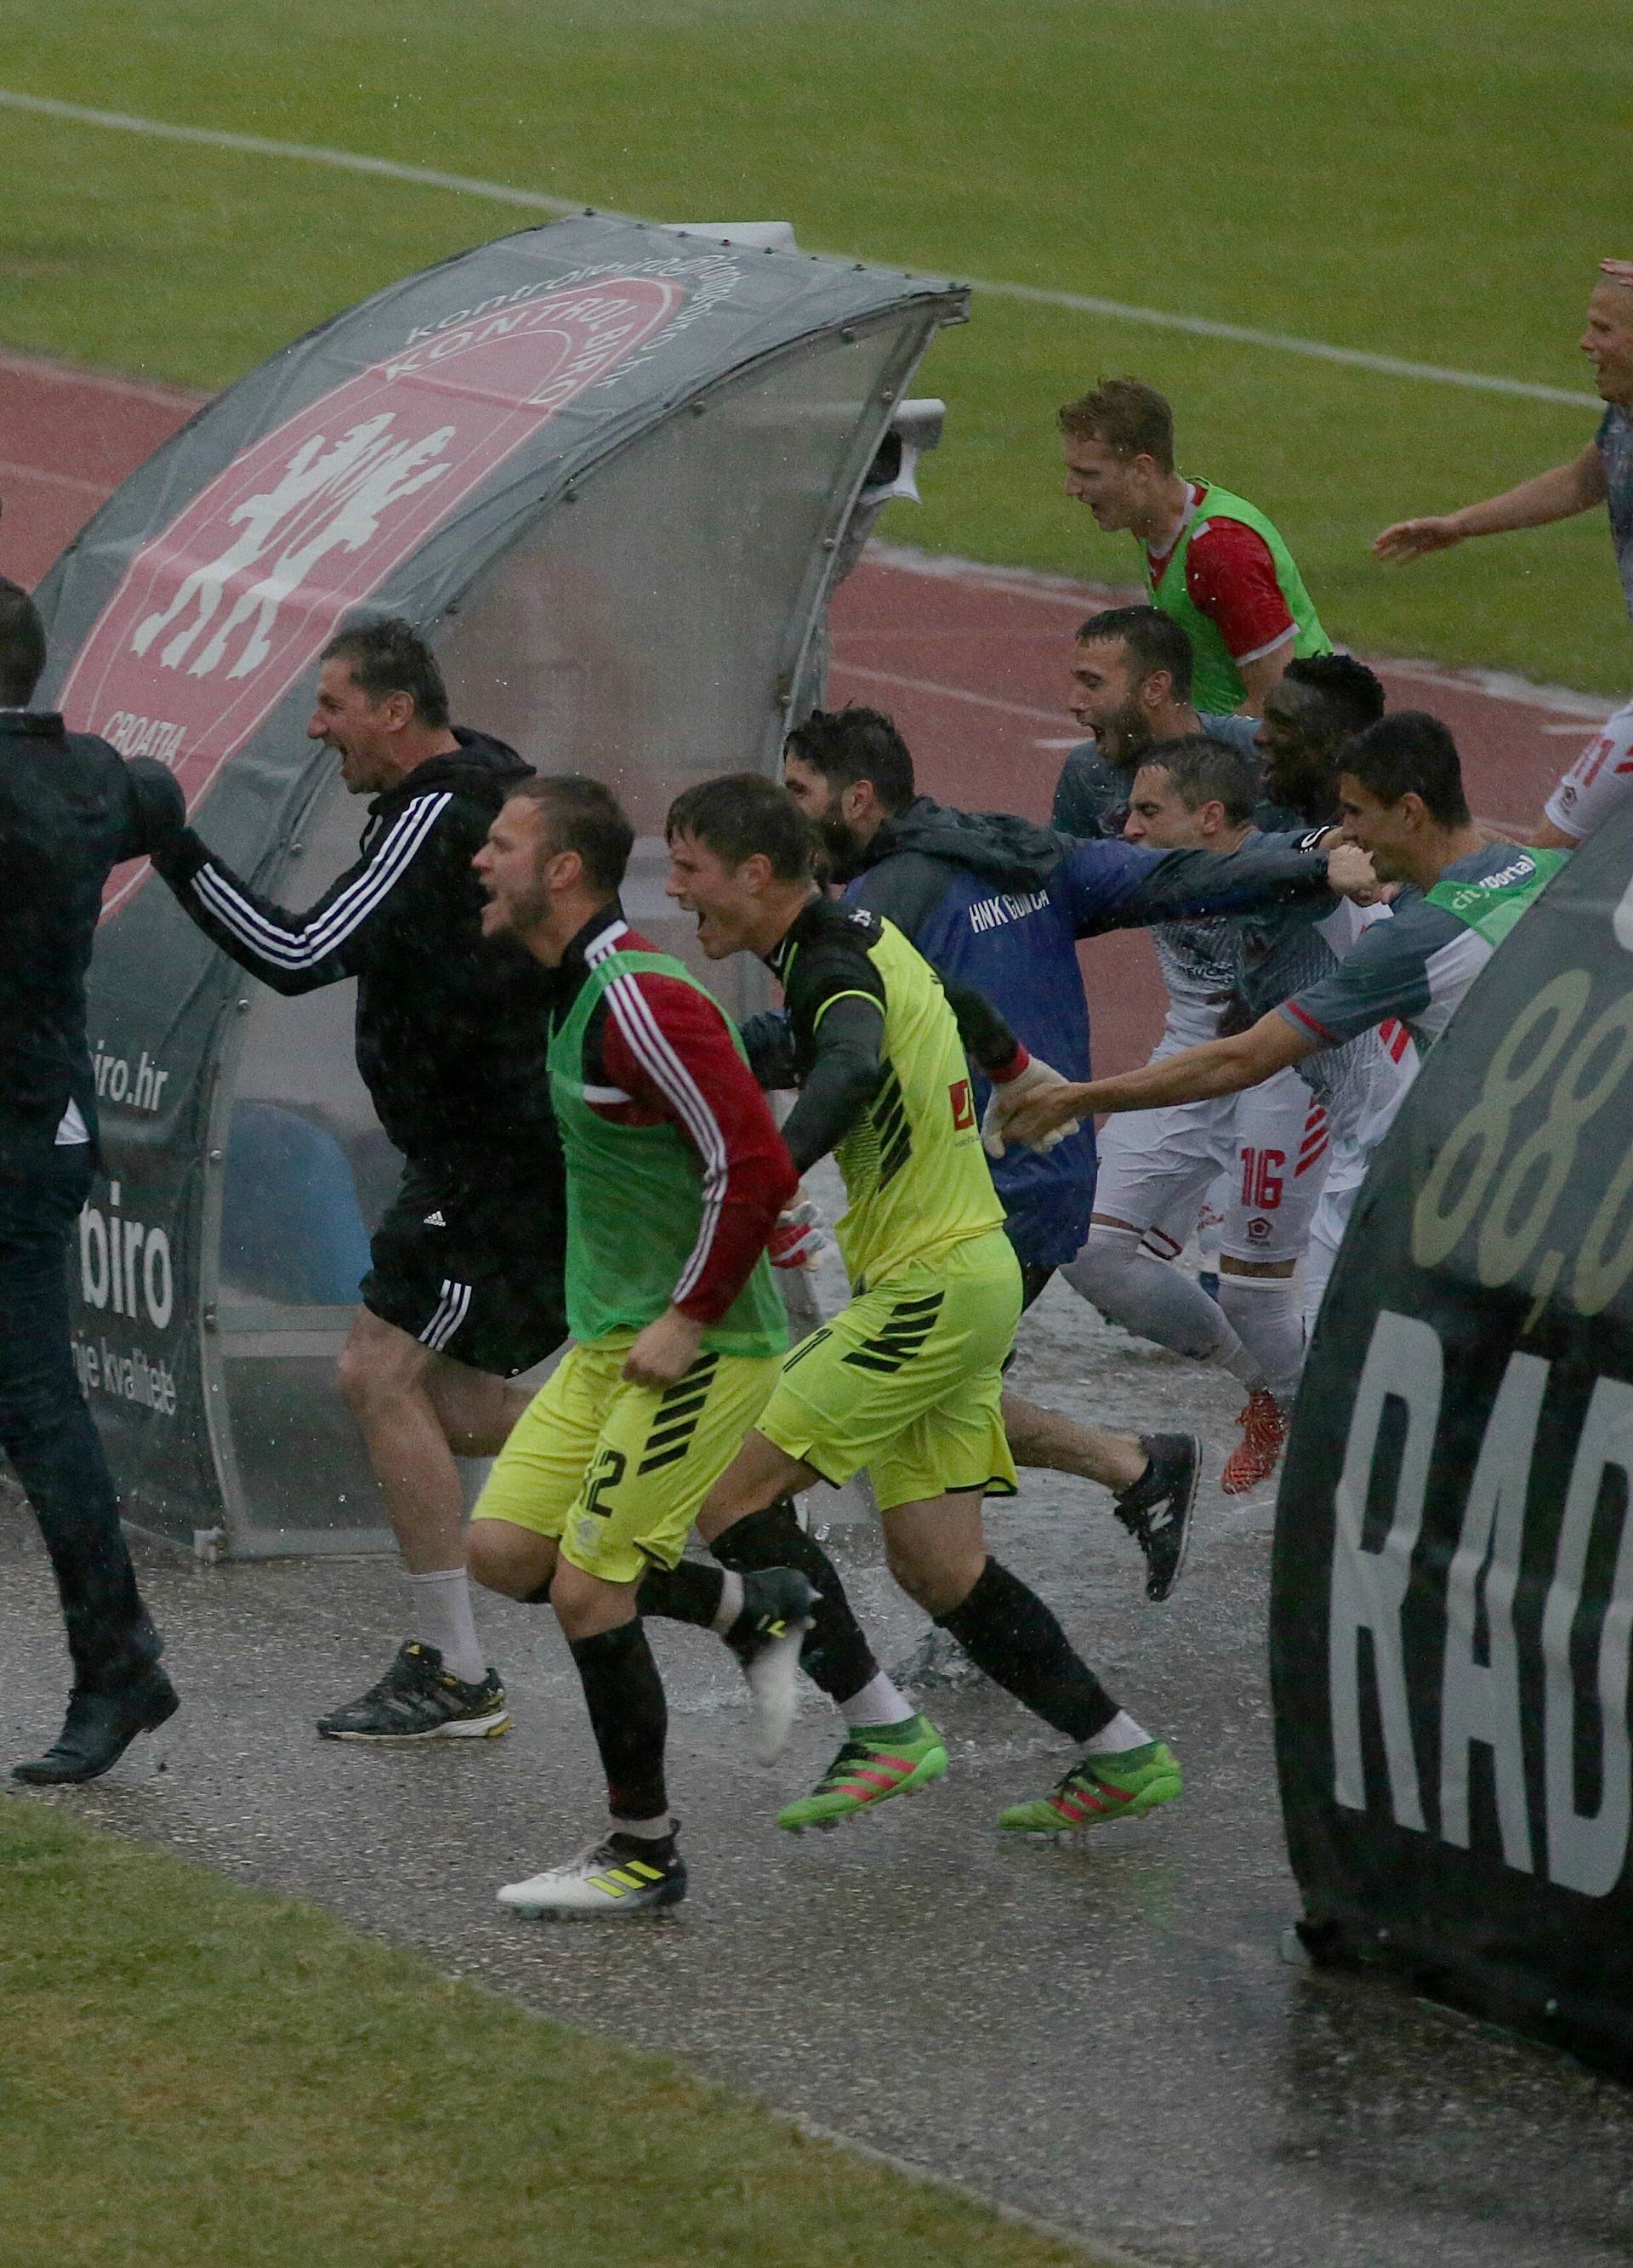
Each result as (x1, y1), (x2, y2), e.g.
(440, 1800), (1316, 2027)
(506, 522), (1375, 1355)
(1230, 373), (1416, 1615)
(32, 214), (964, 1544)
(1273, 801), (1633, 2076)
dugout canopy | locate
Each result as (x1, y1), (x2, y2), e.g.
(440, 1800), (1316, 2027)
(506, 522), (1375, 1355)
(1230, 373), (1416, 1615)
(35, 213), (968, 1556)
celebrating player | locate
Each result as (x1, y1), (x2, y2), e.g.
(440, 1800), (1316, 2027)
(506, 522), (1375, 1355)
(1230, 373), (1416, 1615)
(1249, 654), (1414, 1329)
(1059, 379), (1331, 715)
(1093, 730), (1412, 1489)
(1256, 652), (1385, 821)
(990, 720), (1564, 1219)
(1052, 604), (1260, 841)
(466, 777), (812, 1918)
(661, 772), (1185, 1843)
(1375, 259), (1633, 850)
(780, 704), (1339, 1583)
(1052, 610), (1329, 1486)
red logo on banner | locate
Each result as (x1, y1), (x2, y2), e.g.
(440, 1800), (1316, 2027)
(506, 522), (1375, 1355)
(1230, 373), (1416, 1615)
(62, 275), (687, 918)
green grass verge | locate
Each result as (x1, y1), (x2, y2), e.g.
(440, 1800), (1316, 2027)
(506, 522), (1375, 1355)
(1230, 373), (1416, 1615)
(1, 0), (1630, 689)
(0, 1798), (1098, 2268)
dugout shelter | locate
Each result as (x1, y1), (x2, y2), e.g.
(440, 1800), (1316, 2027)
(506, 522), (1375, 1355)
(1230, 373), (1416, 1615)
(35, 213), (968, 1557)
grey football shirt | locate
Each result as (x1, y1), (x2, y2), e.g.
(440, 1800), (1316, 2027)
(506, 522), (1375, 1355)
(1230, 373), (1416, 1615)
(1279, 842), (1539, 1057)
(1599, 405), (1633, 622)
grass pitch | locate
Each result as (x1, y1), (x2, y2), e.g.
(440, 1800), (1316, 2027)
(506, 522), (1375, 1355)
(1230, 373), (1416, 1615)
(1, 0), (1630, 689)
(0, 1798), (1100, 2268)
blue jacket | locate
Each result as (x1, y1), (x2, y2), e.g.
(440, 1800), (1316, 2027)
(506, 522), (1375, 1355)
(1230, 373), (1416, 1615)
(840, 798), (1325, 1268)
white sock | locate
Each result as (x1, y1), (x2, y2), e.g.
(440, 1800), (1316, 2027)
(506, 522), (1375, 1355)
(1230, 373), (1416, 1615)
(710, 1571), (745, 1637)
(1085, 1710), (1152, 1755)
(1218, 1272), (1305, 1405)
(404, 1567), (486, 1684)
(841, 1672), (918, 1729)
(1066, 1228), (1262, 1388)
(611, 1811), (674, 1843)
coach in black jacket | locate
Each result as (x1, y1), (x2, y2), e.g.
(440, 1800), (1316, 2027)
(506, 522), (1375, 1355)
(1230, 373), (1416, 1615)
(156, 615), (566, 1744)
(1, 579), (186, 1784)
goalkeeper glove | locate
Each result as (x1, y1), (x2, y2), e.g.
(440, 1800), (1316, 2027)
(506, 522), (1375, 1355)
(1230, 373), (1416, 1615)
(981, 1050), (1082, 1159)
(768, 1198), (826, 1269)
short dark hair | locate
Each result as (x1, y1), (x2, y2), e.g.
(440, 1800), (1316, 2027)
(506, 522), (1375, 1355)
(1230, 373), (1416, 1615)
(1077, 604), (1194, 704)
(508, 774), (634, 894)
(1340, 712), (1470, 827)
(0, 577), (47, 707)
(783, 705), (916, 814)
(1283, 652), (1386, 740)
(666, 772), (817, 883)
(321, 614), (450, 727)
(1057, 378), (1175, 470)
(1137, 735), (1260, 827)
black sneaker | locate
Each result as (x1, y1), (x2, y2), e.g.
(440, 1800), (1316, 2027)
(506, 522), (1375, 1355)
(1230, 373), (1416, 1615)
(498, 1830), (687, 1918)
(316, 1641), (510, 1741)
(14, 1666), (179, 1785)
(1112, 1433), (1200, 1603)
(724, 1568), (818, 1764)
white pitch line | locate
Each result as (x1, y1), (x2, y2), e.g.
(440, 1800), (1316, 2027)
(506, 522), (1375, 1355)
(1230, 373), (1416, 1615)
(0, 456), (107, 496)
(0, 348), (199, 408)
(0, 88), (595, 217)
(836, 661), (1066, 726)
(971, 276), (1597, 409)
(0, 86), (1601, 413)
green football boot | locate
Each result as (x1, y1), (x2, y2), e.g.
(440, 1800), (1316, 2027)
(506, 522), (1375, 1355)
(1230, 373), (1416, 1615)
(997, 1739), (1181, 1835)
(777, 1713), (948, 1832)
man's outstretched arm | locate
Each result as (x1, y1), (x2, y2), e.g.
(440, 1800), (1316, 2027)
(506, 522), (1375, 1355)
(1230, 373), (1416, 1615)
(993, 1008), (1319, 1148)
(151, 794), (457, 994)
(1059, 830), (1340, 939)
(1374, 442), (1607, 563)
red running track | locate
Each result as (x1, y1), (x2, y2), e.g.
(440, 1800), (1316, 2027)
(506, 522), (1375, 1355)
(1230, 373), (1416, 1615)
(0, 349), (1613, 1073)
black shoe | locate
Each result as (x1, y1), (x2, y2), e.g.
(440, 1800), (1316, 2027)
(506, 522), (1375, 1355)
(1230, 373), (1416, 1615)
(1112, 1433), (1200, 1603)
(13, 1667), (179, 1785)
(724, 1568), (817, 1764)
(316, 1641), (511, 1742)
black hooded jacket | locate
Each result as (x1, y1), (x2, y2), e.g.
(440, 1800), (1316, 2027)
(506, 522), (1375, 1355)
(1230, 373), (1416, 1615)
(156, 728), (559, 1170)
(847, 796), (1066, 929)
(0, 710), (185, 1168)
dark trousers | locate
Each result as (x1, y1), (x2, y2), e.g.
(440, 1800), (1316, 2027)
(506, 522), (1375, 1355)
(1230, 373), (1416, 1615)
(0, 1148), (157, 1690)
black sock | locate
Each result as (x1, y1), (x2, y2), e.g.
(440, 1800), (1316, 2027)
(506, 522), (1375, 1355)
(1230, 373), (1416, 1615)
(634, 1560), (725, 1629)
(609, 1825), (679, 1863)
(568, 1622), (669, 1825)
(527, 1568), (726, 1619)
(935, 1558), (1118, 1741)
(712, 1497), (879, 1706)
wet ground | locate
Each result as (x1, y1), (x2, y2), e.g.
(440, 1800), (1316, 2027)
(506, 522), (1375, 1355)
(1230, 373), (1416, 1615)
(7, 1277), (1633, 2268)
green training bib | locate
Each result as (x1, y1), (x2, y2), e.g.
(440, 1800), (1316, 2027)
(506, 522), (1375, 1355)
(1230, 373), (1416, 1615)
(1148, 480), (1330, 715)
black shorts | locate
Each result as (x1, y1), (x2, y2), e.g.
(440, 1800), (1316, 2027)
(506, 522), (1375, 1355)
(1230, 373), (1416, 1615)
(361, 1158), (567, 1378)
(1001, 1261), (1055, 1376)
